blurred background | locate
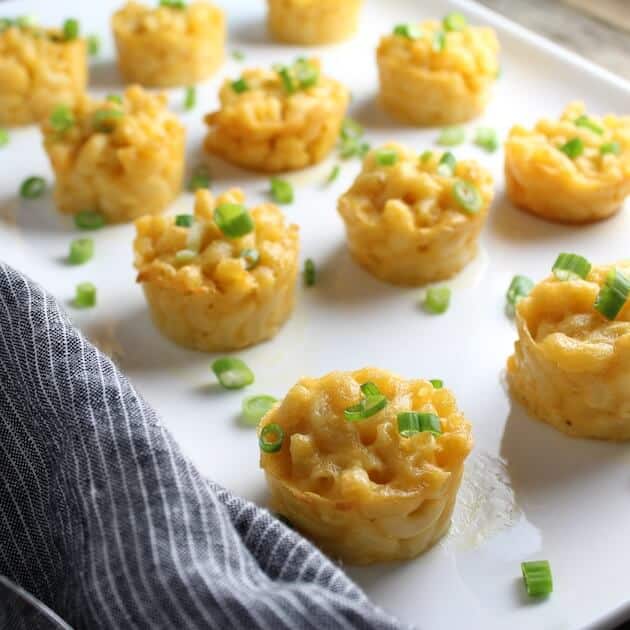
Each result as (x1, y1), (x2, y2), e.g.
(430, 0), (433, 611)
(479, 0), (630, 79)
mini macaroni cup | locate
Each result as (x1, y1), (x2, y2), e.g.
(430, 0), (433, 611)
(338, 143), (494, 286)
(112, 1), (225, 88)
(134, 189), (300, 352)
(266, 0), (363, 45)
(259, 368), (473, 564)
(377, 16), (499, 125)
(505, 102), (630, 223)
(204, 58), (349, 173)
(0, 20), (86, 126)
(41, 86), (185, 223)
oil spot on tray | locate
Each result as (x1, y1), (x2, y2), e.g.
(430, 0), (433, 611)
(446, 450), (521, 550)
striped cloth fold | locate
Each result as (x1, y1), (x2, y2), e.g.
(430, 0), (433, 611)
(0, 262), (409, 630)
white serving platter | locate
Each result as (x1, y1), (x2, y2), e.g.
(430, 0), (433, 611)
(2, 0), (630, 628)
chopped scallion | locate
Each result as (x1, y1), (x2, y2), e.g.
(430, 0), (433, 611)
(19, 176), (46, 199)
(474, 127), (499, 152)
(106, 94), (123, 105)
(443, 12), (467, 31)
(68, 238), (94, 265)
(521, 561), (553, 597)
(211, 357), (254, 390)
(506, 275), (534, 317)
(62, 18), (79, 41)
(92, 108), (123, 132)
(393, 23), (422, 39)
(50, 105), (74, 133)
(304, 259), (316, 287)
(214, 203), (254, 238)
(423, 287), (451, 314)
(420, 150), (433, 163)
(344, 383), (388, 422)
(429, 379), (443, 389)
(437, 126), (465, 147)
(232, 50), (245, 61)
(240, 248), (260, 270)
(574, 114), (603, 135)
(159, 0), (187, 8)
(600, 141), (621, 156)
(175, 214), (195, 228)
(184, 85), (196, 110)
(188, 165), (211, 191)
(453, 180), (482, 214)
(242, 395), (277, 426)
(552, 253), (591, 281)
(559, 137), (584, 159)
(74, 282), (96, 309)
(259, 423), (284, 453)
(360, 382), (381, 397)
(270, 177), (294, 204)
(231, 78), (249, 94)
(327, 165), (341, 183)
(397, 412), (441, 437)
(432, 31), (446, 52)
(74, 210), (106, 230)
(0, 128), (8, 148)
(437, 151), (456, 176)
(87, 34), (100, 56)
(594, 268), (630, 321)
(277, 66), (295, 94)
(293, 58), (319, 88)
(375, 148), (398, 166)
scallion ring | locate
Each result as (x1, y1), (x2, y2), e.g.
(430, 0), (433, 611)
(259, 423), (284, 453)
(506, 275), (533, 317)
(73, 282), (97, 309)
(50, 105), (75, 133)
(594, 268), (630, 321)
(175, 214), (195, 228)
(62, 18), (79, 41)
(74, 210), (105, 230)
(574, 114), (603, 135)
(423, 287), (451, 314)
(521, 561), (553, 598)
(437, 126), (465, 147)
(443, 12), (467, 31)
(397, 412), (441, 437)
(429, 379), (443, 389)
(270, 177), (294, 204)
(19, 176), (46, 199)
(242, 395), (277, 427)
(304, 259), (316, 287)
(559, 137), (584, 159)
(393, 23), (422, 39)
(437, 151), (456, 176)
(375, 149), (398, 166)
(68, 238), (94, 265)
(214, 203), (254, 239)
(600, 141), (621, 156)
(552, 253), (591, 281)
(231, 78), (249, 94)
(211, 357), (254, 390)
(92, 108), (123, 132)
(240, 248), (260, 270)
(453, 180), (482, 213)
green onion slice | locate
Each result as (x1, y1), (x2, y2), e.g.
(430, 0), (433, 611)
(432, 31), (446, 52)
(375, 149), (398, 166)
(340, 118), (364, 140)
(74, 210), (105, 230)
(20, 176), (46, 199)
(443, 12), (467, 31)
(50, 105), (75, 133)
(240, 248), (260, 270)
(214, 203), (254, 239)
(87, 34), (100, 56)
(0, 128), (8, 148)
(419, 150), (433, 163)
(184, 85), (196, 110)
(437, 126), (465, 147)
(62, 18), (79, 41)
(521, 561), (553, 597)
(277, 67), (295, 94)
(106, 94), (123, 105)
(574, 114), (603, 135)
(175, 214), (194, 228)
(424, 287), (451, 314)
(211, 357), (254, 390)
(188, 165), (211, 191)
(232, 50), (245, 61)
(429, 379), (443, 389)
(68, 238), (94, 265)
(270, 177), (294, 204)
(344, 392), (388, 422)
(437, 151), (456, 176)
(393, 23), (422, 39)
(92, 108), (123, 132)
(552, 253), (591, 281)
(74, 282), (96, 309)
(159, 0), (187, 8)
(294, 58), (319, 88)
(304, 258), (316, 287)
(506, 275), (534, 317)
(327, 165), (341, 183)
(242, 395), (277, 426)
(397, 412), (442, 437)
(231, 78), (249, 94)
(600, 141), (621, 156)
(174, 249), (196, 265)
(559, 137), (584, 159)
(360, 382), (381, 397)
(594, 268), (630, 321)
(453, 180), (482, 213)
(474, 127), (499, 152)
(259, 423), (284, 453)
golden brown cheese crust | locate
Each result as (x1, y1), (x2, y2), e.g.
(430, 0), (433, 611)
(337, 143), (494, 286)
(0, 24), (86, 126)
(204, 61), (349, 172)
(505, 102), (630, 223)
(508, 263), (630, 440)
(260, 367), (473, 564)
(377, 20), (499, 125)
(266, 0), (363, 45)
(134, 189), (300, 351)
(112, 1), (225, 87)
(41, 85), (185, 223)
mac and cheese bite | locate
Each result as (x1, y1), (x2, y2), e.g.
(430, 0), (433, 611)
(508, 260), (630, 440)
(377, 15), (499, 126)
(337, 143), (494, 286)
(112, 1), (225, 87)
(0, 19), (86, 126)
(134, 189), (300, 352)
(41, 86), (184, 223)
(505, 102), (630, 223)
(204, 58), (349, 172)
(266, 0), (363, 45)
(259, 368), (473, 564)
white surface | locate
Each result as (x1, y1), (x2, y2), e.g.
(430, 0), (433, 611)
(2, 1), (630, 629)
